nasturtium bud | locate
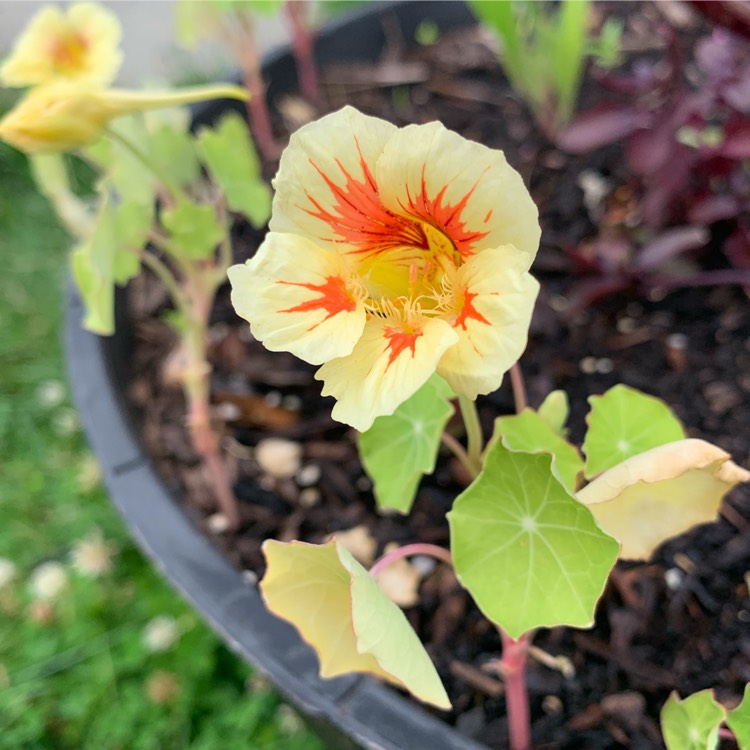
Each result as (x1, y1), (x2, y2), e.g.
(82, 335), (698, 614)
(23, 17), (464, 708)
(0, 82), (248, 154)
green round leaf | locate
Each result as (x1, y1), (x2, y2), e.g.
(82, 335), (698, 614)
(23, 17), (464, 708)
(359, 375), (453, 514)
(583, 384), (685, 478)
(448, 441), (619, 639)
(661, 690), (726, 750)
(490, 408), (583, 492)
(727, 683), (750, 749)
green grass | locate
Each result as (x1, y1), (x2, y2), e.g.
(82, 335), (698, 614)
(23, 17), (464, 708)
(0, 107), (324, 750)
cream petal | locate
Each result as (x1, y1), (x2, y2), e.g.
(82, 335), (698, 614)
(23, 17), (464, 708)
(228, 233), (366, 366)
(316, 316), (459, 432)
(436, 245), (539, 399)
(577, 438), (750, 560)
(375, 121), (540, 265)
(269, 105), (398, 250)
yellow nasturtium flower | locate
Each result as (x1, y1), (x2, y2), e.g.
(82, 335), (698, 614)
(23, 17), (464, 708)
(0, 2), (123, 88)
(0, 81), (248, 154)
(229, 106), (540, 431)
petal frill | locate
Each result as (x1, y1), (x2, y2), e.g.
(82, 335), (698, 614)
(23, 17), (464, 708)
(228, 233), (366, 366)
(269, 106), (398, 250)
(437, 245), (539, 399)
(375, 121), (540, 265)
(316, 316), (459, 432)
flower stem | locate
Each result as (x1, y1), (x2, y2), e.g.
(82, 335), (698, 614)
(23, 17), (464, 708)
(369, 543), (452, 579)
(285, 0), (319, 104)
(458, 395), (483, 476)
(500, 630), (532, 750)
(440, 432), (475, 480)
(509, 362), (528, 414)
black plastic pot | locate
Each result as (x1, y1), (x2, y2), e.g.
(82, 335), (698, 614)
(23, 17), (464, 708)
(66, 3), (488, 749)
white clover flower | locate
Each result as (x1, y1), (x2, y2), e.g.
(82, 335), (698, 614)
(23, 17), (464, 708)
(70, 532), (115, 577)
(29, 561), (68, 601)
(36, 380), (65, 409)
(143, 615), (181, 653)
(0, 559), (17, 589)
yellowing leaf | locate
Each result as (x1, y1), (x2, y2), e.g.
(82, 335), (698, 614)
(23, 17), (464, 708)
(661, 690), (726, 750)
(583, 384), (685, 478)
(727, 684), (750, 749)
(260, 539), (450, 709)
(489, 408), (583, 492)
(448, 441), (619, 639)
(577, 439), (750, 560)
(359, 375), (454, 514)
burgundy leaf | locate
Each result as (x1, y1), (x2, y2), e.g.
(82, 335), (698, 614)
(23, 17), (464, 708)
(635, 226), (710, 272)
(723, 75), (750, 113)
(689, 1), (750, 41)
(556, 103), (649, 154)
(688, 193), (740, 224)
(725, 224), (750, 270)
(565, 276), (632, 316)
(640, 153), (696, 229)
(719, 118), (750, 158)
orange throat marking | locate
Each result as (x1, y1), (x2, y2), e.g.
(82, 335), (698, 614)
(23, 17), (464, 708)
(455, 290), (491, 330)
(278, 275), (356, 328)
(384, 326), (422, 367)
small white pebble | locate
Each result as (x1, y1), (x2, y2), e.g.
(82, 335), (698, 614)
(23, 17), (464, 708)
(264, 391), (282, 408)
(595, 357), (614, 374)
(207, 513), (230, 534)
(410, 555), (437, 577)
(143, 615), (180, 652)
(0, 559), (17, 589)
(281, 395), (303, 411)
(258, 475), (275, 491)
(542, 694), (564, 715)
(664, 568), (684, 591)
(36, 380), (65, 409)
(242, 569), (258, 585)
(616, 317), (636, 334)
(255, 438), (302, 479)
(738, 610), (750, 623)
(579, 356), (597, 374)
(298, 488), (320, 508)
(216, 401), (242, 421)
(296, 464), (321, 487)
(29, 561), (68, 601)
(548, 295), (568, 312)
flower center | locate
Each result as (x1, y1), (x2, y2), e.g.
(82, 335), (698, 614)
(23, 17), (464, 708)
(49, 30), (89, 75)
(356, 219), (460, 321)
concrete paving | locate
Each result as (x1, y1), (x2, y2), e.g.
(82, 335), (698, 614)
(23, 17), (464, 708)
(0, 1), (289, 86)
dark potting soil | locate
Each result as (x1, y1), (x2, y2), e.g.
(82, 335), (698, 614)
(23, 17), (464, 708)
(126, 6), (750, 749)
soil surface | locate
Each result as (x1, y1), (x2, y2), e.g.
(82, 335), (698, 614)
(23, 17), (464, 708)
(127, 5), (750, 748)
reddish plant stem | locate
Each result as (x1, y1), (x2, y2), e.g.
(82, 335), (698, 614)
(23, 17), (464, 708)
(183, 272), (240, 530)
(509, 362), (528, 413)
(231, 14), (278, 162)
(285, 0), (319, 104)
(500, 630), (532, 750)
(369, 543), (452, 578)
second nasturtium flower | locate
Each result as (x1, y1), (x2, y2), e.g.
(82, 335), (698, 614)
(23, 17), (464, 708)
(229, 106), (540, 431)
(0, 2), (123, 88)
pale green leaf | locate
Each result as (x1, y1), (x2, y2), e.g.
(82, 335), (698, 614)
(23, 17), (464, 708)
(583, 384), (685, 478)
(72, 245), (114, 335)
(490, 408), (583, 492)
(113, 201), (151, 283)
(727, 684), (750, 749)
(161, 200), (224, 260)
(448, 441), (619, 639)
(537, 389), (570, 436)
(661, 690), (726, 750)
(196, 112), (271, 228)
(359, 375), (454, 514)
(260, 539), (450, 709)
(149, 124), (200, 187)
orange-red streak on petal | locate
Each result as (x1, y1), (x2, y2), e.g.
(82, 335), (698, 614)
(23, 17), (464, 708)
(384, 326), (422, 368)
(455, 290), (491, 331)
(278, 275), (356, 329)
(304, 140), (427, 257)
(402, 164), (490, 258)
